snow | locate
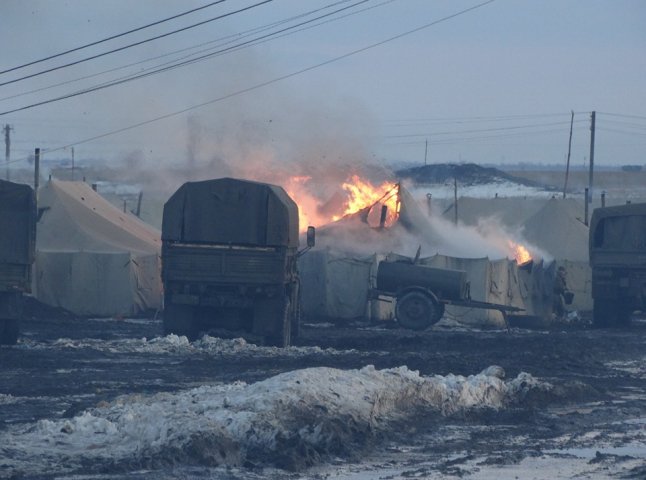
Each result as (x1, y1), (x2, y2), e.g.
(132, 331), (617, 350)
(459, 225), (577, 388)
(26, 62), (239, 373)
(408, 180), (555, 200)
(0, 365), (551, 476)
(20, 334), (356, 357)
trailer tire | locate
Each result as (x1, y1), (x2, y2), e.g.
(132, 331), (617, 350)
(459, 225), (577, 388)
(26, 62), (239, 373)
(395, 290), (438, 331)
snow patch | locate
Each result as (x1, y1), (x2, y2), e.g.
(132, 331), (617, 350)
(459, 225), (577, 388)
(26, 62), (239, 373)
(21, 334), (353, 356)
(0, 365), (551, 476)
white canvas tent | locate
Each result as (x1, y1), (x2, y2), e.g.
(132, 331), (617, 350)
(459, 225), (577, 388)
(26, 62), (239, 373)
(35, 180), (162, 317)
(299, 184), (591, 327)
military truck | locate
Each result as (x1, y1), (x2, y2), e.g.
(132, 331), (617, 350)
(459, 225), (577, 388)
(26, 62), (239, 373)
(0, 180), (36, 345)
(589, 202), (646, 327)
(161, 178), (313, 346)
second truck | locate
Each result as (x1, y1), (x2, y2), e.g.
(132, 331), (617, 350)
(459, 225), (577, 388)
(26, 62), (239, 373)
(589, 202), (646, 326)
(161, 177), (313, 346)
(0, 179), (36, 345)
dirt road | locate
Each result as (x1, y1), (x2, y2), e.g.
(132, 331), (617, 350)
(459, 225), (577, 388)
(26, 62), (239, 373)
(1, 315), (645, 479)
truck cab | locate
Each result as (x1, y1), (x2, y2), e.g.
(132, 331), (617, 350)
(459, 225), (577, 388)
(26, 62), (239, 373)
(589, 202), (646, 326)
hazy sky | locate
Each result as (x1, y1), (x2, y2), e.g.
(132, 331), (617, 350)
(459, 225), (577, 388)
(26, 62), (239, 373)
(1, 0), (645, 172)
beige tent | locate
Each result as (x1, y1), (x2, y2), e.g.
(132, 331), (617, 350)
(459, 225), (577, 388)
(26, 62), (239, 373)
(35, 180), (162, 317)
(299, 184), (591, 327)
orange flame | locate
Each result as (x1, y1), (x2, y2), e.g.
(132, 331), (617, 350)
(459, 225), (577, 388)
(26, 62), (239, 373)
(284, 174), (400, 231)
(508, 240), (532, 264)
(338, 175), (399, 227)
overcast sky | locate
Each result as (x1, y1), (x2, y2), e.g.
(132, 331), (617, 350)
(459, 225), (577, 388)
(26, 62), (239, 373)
(1, 0), (645, 172)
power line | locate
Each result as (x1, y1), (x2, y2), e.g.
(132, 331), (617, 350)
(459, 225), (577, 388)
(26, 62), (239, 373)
(384, 112), (584, 126)
(597, 127), (646, 137)
(598, 111), (646, 121)
(0, 1), (227, 76)
(383, 126), (589, 147)
(0, 0), (379, 116)
(9, 0), (497, 161)
(0, 0), (273, 88)
(384, 120), (585, 139)
(0, 0), (362, 104)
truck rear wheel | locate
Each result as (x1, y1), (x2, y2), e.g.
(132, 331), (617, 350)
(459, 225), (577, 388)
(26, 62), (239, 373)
(0, 318), (19, 345)
(163, 304), (198, 340)
(396, 290), (439, 331)
(593, 300), (632, 327)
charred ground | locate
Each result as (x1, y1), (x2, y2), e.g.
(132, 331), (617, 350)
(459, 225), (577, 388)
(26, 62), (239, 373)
(1, 314), (645, 478)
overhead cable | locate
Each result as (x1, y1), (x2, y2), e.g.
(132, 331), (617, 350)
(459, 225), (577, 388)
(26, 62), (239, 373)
(0, 0), (273, 88)
(0, 0), (363, 104)
(384, 120), (585, 138)
(0, 0), (376, 116)
(0, 1), (227, 76)
(22, 0), (498, 157)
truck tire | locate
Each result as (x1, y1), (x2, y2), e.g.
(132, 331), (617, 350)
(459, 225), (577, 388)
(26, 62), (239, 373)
(265, 297), (291, 348)
(163, 304), (198, 340)
(395, 290), (438, 331)
(0, 318), (19, 345)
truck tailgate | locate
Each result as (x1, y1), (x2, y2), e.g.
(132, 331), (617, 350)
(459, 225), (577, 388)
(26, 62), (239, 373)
(163, 244), (287, 285)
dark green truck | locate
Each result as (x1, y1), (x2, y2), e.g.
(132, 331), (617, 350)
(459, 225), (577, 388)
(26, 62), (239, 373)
(589, 202), (646, 326)
(161, 178), (312, 346)
(0, 180), (36, 345)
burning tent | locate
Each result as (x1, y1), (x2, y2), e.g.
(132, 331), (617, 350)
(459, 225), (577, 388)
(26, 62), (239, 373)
(35, 180), (162, 317)
(298, 178), (590, 327)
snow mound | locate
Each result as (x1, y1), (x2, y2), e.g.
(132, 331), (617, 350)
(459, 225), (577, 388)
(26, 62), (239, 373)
(23, 334), (353, 356)
(0, 365), (552, 476)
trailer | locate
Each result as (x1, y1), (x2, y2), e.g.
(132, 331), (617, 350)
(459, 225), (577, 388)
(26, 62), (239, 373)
(370, 260), (523, 330)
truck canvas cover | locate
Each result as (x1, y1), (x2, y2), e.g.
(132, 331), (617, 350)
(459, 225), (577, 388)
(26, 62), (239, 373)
(0, 179), (35, 265)
(162, 178), (299, 248)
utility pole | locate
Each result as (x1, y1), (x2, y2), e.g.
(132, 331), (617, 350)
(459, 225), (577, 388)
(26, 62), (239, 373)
(453, 178), (458, 225)
(34, 148), (40, 192)
(588, 111), (596, 204)
(71, 146), (75, 180)
(424, 139), (428, 166)
(3, 124), (12, 181)
(563, 111), (574, 199)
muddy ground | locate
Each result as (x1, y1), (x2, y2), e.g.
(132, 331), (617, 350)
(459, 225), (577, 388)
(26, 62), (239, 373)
(1, 313), (645, 479)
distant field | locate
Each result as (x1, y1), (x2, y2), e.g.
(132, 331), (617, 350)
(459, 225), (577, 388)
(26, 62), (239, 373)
(504, 168), (646, 192)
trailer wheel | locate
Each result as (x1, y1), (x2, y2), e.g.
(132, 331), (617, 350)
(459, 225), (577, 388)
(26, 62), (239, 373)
(0, 318), (19, 345)
(395, 291), (438, 331)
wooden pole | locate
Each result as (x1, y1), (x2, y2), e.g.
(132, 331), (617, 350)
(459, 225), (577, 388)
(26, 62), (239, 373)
(453, 178), (458, 225)
(584, 187), (589, 226)
(588, 111), (596, 204)
(34, 148), (40, 193)
(563, 110), (574, 198)
(135, 191), (143, 217)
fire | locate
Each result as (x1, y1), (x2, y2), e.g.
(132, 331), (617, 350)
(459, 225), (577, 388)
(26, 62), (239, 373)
(338, 175), (399, 227)
(508, 240), (532, 265)
(284, 174), (400, 231)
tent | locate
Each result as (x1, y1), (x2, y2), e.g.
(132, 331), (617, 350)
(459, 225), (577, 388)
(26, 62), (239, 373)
(299, 184), (592, 327)
(521, 198), (589, 262)
(35, 180), (162, 317)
